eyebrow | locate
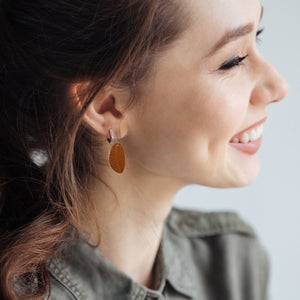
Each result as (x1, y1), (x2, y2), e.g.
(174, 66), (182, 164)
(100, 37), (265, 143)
(205, 5), (264, 58)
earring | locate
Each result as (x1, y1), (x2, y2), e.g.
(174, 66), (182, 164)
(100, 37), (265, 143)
(107, 128), (125, 173)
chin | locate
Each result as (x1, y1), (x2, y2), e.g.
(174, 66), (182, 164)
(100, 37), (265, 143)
(218, 145), (260, 187)
(228, 157), (260, 188)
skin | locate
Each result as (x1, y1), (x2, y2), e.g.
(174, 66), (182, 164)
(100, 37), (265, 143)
(70, 0), (288, 289)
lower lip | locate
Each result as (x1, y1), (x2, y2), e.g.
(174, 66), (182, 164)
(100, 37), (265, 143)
(229, 136), (262, 155)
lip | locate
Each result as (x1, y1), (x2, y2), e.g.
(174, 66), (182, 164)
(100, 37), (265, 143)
(230, 116), (267, 141)
(229, 136), (262, 155)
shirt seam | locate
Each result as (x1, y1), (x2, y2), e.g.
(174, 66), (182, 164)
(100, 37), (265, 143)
(47, 258), (87, 300)
(48, 270), (79, 300)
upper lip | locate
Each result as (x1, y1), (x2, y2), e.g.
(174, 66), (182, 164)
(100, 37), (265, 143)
(230, 116), (268, 141)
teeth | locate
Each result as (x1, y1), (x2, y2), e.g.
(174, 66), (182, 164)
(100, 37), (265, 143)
(257, 125), (263, 136)
(240, 133), (250, 143)
(230, 124), (263, 143)
(249, 129), (257, 142)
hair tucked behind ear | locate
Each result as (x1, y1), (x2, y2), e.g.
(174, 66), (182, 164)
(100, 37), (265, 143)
(0, 0), (190, 299)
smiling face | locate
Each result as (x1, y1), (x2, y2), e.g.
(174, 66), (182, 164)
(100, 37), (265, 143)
(123, 0), (289, 188)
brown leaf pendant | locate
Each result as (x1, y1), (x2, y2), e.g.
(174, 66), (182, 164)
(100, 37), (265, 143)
(108, 143), (125, 173)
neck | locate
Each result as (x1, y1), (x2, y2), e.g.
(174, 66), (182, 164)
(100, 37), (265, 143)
(82, 163), (184, 288)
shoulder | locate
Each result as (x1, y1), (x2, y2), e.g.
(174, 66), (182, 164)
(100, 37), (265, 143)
(165, 206), (269, 261)
(164, 206), (270, 299)
(165, 206), (257, 237)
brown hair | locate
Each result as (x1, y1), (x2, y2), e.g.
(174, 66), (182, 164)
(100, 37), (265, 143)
(0, 0), (190, 299)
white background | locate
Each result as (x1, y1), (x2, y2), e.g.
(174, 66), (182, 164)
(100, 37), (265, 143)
(173, 1), (300, 299)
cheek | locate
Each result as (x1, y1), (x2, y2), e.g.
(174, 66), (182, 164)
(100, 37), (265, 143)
(127, 69), (251, 177)
(180, 79), (249, 144)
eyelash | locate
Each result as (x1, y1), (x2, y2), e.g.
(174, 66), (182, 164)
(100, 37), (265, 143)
(218, 27), (265, 71)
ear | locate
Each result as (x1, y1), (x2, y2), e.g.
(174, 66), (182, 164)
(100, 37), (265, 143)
(69, 82), (129, 141)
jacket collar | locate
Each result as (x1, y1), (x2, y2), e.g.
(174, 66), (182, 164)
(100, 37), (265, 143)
(159, 222), (197, 298)
(47, 207), (256, 300)
(47, 221), (197, 300)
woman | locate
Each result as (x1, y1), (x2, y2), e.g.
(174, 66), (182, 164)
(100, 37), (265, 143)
(0, 0), (288, 299)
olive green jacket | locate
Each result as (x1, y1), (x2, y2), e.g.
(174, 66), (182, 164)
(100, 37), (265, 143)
(44, 207), (270, 300)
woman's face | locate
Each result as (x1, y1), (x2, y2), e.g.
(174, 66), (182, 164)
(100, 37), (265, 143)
(125, 0), (288, 188)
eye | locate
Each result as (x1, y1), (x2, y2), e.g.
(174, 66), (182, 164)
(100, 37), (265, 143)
(218, 55), (248, 71)
(217, 27), (264, 72)
(256, 27), (264, 45)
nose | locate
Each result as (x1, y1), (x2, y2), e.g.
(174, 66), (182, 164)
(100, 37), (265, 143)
(250, 55), (289, 106)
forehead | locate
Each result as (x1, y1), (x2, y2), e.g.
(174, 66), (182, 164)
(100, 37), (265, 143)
(141, 0), (262, 87)
(182, 0), (262, 54)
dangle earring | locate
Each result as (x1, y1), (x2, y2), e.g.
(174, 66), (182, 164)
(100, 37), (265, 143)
(107, 127), (125, 173)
